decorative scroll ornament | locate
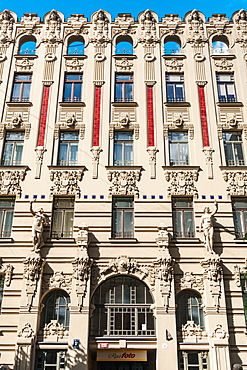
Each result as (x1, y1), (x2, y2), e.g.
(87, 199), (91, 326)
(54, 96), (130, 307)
(43, 320), (68, 339)
(72, 256), (92, 310)
(115, 58), (134, 71)
(0, 260), (14, 286)
(43, 10), (62, 44)
(55, 116), (85, 140)
(23, 254), (44, 310)
(234, 9), (247, 45)
(211, 323), (229, 339)
(15, 58), (34, 72)
(101, 255), (148, 280)
(109, 114), (139, 139)
(114, 13), (135, 36)
(153, 257), (174, 311)
(161, 14), (183, 36)
(164, 169), (199, 197)
(156, 223), (170, 250)
(0, 169), (27, 198)
(50, 169), (84, 198)
(66, 14), (88, 36)
(43, 271), (72, 293)
(0, 114), (31, 140)
(208, 13), (230, 36)
(18, 323), (34, 338)
(215, 58), (233, 71)
(163, 118), (194, 140)
(222, 171), (247, 196)
(107, 169), (142, 197)
(201, 255), (222, 310)
(165, 58), (183, 72)
(0, 10), (14, 45)
(139, 10), (159, 45)
(176, 272), (204, 293)
(91, 10), (110, 46)
(187, 10), (207, 45)
(182, 321), (207, 341)
(19, 13), (40, 35)
(65, 58), (84, 72)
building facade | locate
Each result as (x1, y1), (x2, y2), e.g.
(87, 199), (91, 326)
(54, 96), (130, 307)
(0, 7), (247, 370)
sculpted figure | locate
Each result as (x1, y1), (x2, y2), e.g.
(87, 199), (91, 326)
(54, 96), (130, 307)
(199, 201), (218, 254)
(30, 200), (46, 252)
(0, 10), (13, 43)
(93, 10), (108, 41)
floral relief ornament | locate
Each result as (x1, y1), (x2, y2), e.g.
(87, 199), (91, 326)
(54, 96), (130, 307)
(107, 170), (142, 197)
(50, 170), (84, 198)
(43, 10), (62, 44)
(235, 9), (247, 44)
(208, 13), (230, 36)
(187, 10), (207, 44)
(165, 58), (183, 72)
(165, 169), (199, 197)
(161, 14), (183, 36)
(215, 58), (233, 71)
(91, 10), (110, 46)
(0, 10), (14, 44)
(19, 13), (40, 35)
(0, 169), (27, 198)
(66, 14), (88, 36)
(115, 58), (134, 71)
(114, 13), (135, 36)
(18, 323), (34, 338)
(139, 10), (158, 45)
(211, 324), (229, 340)
(15, 58), (34, 72)
(222, 171), (247, 196)
(65, 58), (84, 72)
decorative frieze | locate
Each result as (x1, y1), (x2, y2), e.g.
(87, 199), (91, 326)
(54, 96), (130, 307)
(215, 58), (233, 71)
(101, 255), (148, 280)
(163, 119), (194, 140)
(0, 169), (27, 198)
(176, 272), (204, 294)
(165, 58), (183, 72)
(182, 321), (207, 342)
(15, 57), (34, 72)
(65, 57), (84, 72)
(55, 118), (85, 140)
(66, 13), (88, 36)
(23, 254), (44, 309)
(115, 58), (134, 71)
(208, 13), (230, 36)
(19, 13), (41, 36)
(0, 113), (31, 140)
(113, 13), (135, 37)
(107, 169), (142, 197)
(161, 13), (183, 36)
(42, 271), (72, 293)
(49, 169), (84, 198)
(164, 169), (199, 197)
(222, 171), (247, 196)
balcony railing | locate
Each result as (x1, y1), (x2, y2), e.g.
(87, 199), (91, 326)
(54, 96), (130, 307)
(63, 97), (81, 102)
(219, 96), (236, 103)
(19, 48), (36, 55)
(164, 48), (182, 55)
(113, 160), (134, 166)
(51, 230), (73, 238)
(226, 159), (245, 166)
(167, 97), (185, 103)
(170, 159), (189, 166)
(113, 231), (134, 238)
(212, 47), (229, 55)
(174, 231), (195, 238)
(57, 160), (78, 166)
(115, 48), (133, 55)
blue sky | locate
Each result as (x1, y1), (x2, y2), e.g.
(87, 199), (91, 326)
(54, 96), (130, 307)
(2, 0), (247, 20)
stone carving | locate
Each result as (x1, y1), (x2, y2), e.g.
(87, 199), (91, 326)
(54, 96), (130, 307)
(233, 264), (246, 288)
(55, 118), (85, 141)
(15, 58), (34, 72)
(101, 256), (148, 280)
(0, 115), (31, 140)
(203, 148), (214, 179)
(65, 58), (84, 72)
(177, 272), (204, 293)
(43, 320), (68, 338)
(0, 10), (14, 44)
(208, 14), (230, 36)
(115, 58), (134, 71)
(211, 323), (229, 339)
(147, 147), (158, 179)
(107, 169), (142, 197)
(76, 223), (89, 248)
(23, 254), (44, 309)
(35, 146), (46, 179)
(91, 146), (102, 179)
(43, 271), (72, 293)
(163, 122), (194, 141)
(18, 323), (34, 338)
(114, 13), (135, 36)
(199, 201), (218, 254)
(20, 13), (40, 35)
(201, 255), (222, 310)
(91, 10), (110, 46)
(215, 58), (233, 71)
(72, 256), (92, 310)
(182, 321), (207, 341)
(187, 10), (206, 45)
(165, 58), (183, 72)
(156, 223), (170, 250)
(0, 261), (14, 287)
(164, 169), (199, 197)
(161, 14), (183, 36)
(66, 14), (88, 36)
(50, 169), (84, 198)
(43, 10), (62, 44)
(235, 10), (247, 45)
(0, 169), (27, 198)
(109, 114), (139, 140)
(30, 200), (47, 253)
(153, 257), (174, 311)
(222, 171), (247, 196)
(139, 10), (158, 45)
(233, 365), (243, 370)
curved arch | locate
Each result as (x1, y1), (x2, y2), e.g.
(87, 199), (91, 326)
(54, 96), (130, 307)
(18, 35), (36, 55)
(164, 35), (181, 55)
(212, 35), (229, 55)
(67, 35), (85, 55)
(115, 35), (133, 55)
(176, 289), (204, 329)
(40, 289), (70, 330)
(90, 275), (155, 337)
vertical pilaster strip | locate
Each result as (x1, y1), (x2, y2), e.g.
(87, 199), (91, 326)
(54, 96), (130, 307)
(147, 86), (155, 147)
(198, 86), (210, 147)
(91, 86), (102, 179)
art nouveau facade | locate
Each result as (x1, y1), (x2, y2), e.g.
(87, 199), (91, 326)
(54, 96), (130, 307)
(0, 7), (247, 370)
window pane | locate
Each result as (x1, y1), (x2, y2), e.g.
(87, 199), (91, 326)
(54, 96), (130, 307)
(22, 83), (31, 99)
(2, 143), (13, 165)
(167, 84), (174, 99)
(63, 83), (72, 100)
(114, 142), (123, 165)
(124, 143), (133, 164)
(12, 84), (21, 100)
(13, 143), (23, 164)
(52, 211), (62, 236)
(63, 211), (73, 237)
(125, 84), (133, 100)
(58, 143), (68, 163)
(174, 210), (182, 236)
(115, 83), (123, 100)
(3, 210), (13, 237)
(69, 143), (78, 163)
(73, 83), (82, 100)
(124, 210), (133, 234)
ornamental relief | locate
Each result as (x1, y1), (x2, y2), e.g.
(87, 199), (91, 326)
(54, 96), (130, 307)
(18, 323), (35, 338)
(164, 169), (199, 198)
(66, 14), (89, 37)
(0, 115), (31, 140)
(115, 58), (134, 72)
(0, 169), (27, 198)
(164, 121), (194, 140)
(113, 13), (135, 36)
(42, 10), (62, 44)
(211, 323), (229, 339)
(175, 272), (204, 294)
(138, 10), (159, 46)
(234, 9), (247, 45)
(55, 116), (85, 140)
(42, 272), (72, 294)
(181, 321), (207, 342)
(165, 58), (183, 72)
(0, 10), (15, 45)
(65, 58), (84, 72)
(107, 169), (142, 197)
(0, 259), (14, 286)
(214, 58), (233, 71)
(222, 171), (247, 196)
(43, 320), (68, 339)
(15, 58), (34, 72)
(18, 13), (41, 36)
(233, 264), (246, 288)
(186, 10), (207, 45)
(208, 14), (230, 36)
(109, 113), (139, 140)
(161, 14), (183, 37)
(201, 255), (222, 310)
(91, 10), (110, 46)
(49, 169), (84, 198)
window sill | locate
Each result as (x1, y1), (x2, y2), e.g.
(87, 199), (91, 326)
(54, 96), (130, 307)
(48, 165), (86, 171)
(63, 55), (87, 60)
(0, 165), (30, 171)
(162, 54), (186, 60)
(109, 238), (138, 242)
(113, 54), (137, 60)
(163, 165), (200, 171)
(106, 165), (143, 171)
(0, 238), (13, 242)
(210, 54), (235, 60)
(59, 102), (85, 107)
(111, 102), (138, 107)
(47, 238), (75, 242)
(164, 101), (190, 107)
(219, 166), (247, 170)
(14, 54), (38, 60)
(6, 102), (32, 107)
(217, 101), (243, 107)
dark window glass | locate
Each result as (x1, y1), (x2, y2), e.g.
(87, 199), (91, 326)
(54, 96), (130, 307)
(179, 351), (208, 370)
(223, 131), (244, 166)
(63, 74), (83, 102)
(41, 290), (70, 330)
(2, 132), (24, 166)
(51, 197), (74, 238)
(112, 197), (134, 238)
(217, 73), (236, 102)
(232, 198), (247, 239)
(0, 197), (15, 238)
(114, 131), (133, 166)
(58, 132), (79, 166)
(177, 290), (204, 329)
(166, 74), (185, 102)
(35, 350), (66, 370)
(169, 131), (189, 166)
(172, 197), (194, 238)
(115, 74), (133, 102)
(11, 74), (32, 102)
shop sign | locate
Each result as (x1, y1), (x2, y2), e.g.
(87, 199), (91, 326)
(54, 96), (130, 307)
(99, 343), (109, 348)
(97, 350), (147, 361)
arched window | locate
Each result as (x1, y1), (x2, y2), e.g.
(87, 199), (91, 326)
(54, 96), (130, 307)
(164, 39), (181, 55)
(19, 39), (36, 55)
(67, 38), (85, 55)
(90, 275), (155, 336)
(176, 289), (204, 329)
(41, 289), (70, 330)
(212, 36), (229, 55)
(115, 36), (133, 55)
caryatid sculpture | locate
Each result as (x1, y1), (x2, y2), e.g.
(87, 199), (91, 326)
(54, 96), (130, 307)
(30, 200), (47, 252)
(199, 201), (218, 254)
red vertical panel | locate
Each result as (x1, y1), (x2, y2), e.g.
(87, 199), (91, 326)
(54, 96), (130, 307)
(93, 86), (101, 147)
(198, 86), (210, 147)
(147, 86), (155, 147)
(37, 85), (50, 146)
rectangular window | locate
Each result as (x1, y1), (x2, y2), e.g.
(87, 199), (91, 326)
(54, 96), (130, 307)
(169, 131), (189, 166)
(0, 275), (4, 310)
(51, 197), (74, 238)
(0, 197), (15, 238)
(172, 197), (194, 238)
(63, 74), (83, 102)
(112, 197), (134, 238)
(179, 351), (208, 370)
(166, 74), (185, 102)
(11, 74), (32, 102)
(57, 132), (79, 166)
(2, 132), (24, 166)
(223, 131), (244, 166)
(113, 131), (133, 166)
(35, 350), (66, 370)
(232, 198), (247, 239)
(115, 74), (133, 102)
(217, 73), (236, 102)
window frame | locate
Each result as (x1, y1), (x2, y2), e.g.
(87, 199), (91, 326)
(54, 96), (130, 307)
(223, 131), (244, 166)
(172, 197), (195, 238)
(113, 131), (134, 166)
(115, 73), (133, 103)
(179, 351), (208, 370)
(51, 197), (75, 238)
(232, 198), (247, 239)
(112, 197), (134, 239)
(176, 289), (205, 330)
(0, 275), (4, 310)
(216, 73), (237, 103)
(11, 73), (32, 103)
(63, 73), (83, 103)
(35, 350), (66, 370)
(166, 74), (185, 103)
(41, 289), (71, 330)
(168, 131), (189, 166)
(57, 131), (79, 166)
(0, 197), (15, 238)
(1, 131), (25, 166)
